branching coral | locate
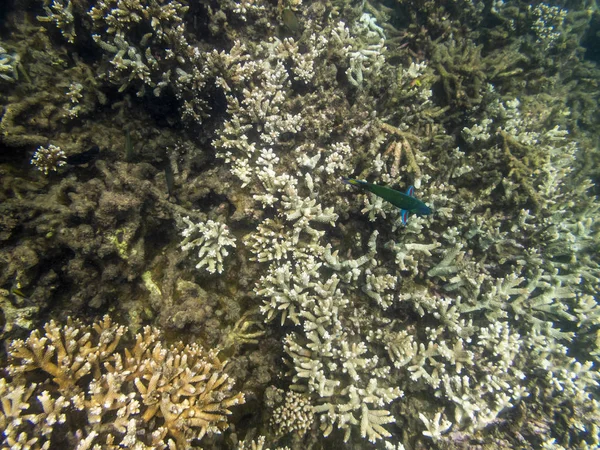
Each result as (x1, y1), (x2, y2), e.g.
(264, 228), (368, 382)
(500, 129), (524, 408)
(37, 0), (77, 43)
(203, 4), (600, 447)
(0, 45), (23, 83)
(30, 144), (67, 175)
(87, 0), (209, 121)
(268, 388), (315, 438)
(1, 315), (245, 449)
(0, 0), (599, 448)
(179, 217), (237, 274)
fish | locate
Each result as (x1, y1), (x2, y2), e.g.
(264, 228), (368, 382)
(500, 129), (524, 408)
(66, 145), (100, 165)
(11, 287), (33, 305)
(164, 162), (174, 199)
(281, 8), (300, 34)
(342, 177), (432, 225)
(125, 130), (135, 162)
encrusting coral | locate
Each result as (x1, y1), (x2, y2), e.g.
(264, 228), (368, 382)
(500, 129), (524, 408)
(1, 315), (245, 449)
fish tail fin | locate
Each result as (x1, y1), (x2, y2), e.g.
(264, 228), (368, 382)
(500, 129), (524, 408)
(341, 177), (367, 187)
(406, 185), (415, 197)
(401, 209), (409, 225)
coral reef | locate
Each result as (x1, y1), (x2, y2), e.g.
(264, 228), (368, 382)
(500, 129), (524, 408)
(1, 315), (245, 449)
(0, 0), (599, 448)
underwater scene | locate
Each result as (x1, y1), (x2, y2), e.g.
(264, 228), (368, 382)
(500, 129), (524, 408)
(0, 0), (599, 448)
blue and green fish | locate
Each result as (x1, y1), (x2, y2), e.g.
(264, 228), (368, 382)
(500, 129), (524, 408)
(342, 177), (432, 224)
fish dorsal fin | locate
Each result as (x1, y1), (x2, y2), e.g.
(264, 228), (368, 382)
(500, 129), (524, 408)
(401, 209), (409, 225)
(406, 185), (415, 197)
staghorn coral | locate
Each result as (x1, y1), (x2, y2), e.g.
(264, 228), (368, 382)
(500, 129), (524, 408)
(88, 0), (210, 122)
(0, 0), (599, 448)
(37, 0), (77, 43)
(200, 3), (600, 446)
(1, 315), (245, 449)
(179, 217), (237, 274)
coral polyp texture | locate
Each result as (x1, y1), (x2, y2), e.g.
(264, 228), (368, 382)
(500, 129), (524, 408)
(1, 315), (245, 449)
(0, 0), (599, 448)
(30, 144), (67, 175)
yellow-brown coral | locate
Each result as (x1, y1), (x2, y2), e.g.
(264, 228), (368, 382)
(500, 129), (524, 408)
(1, 315), (245, 449)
